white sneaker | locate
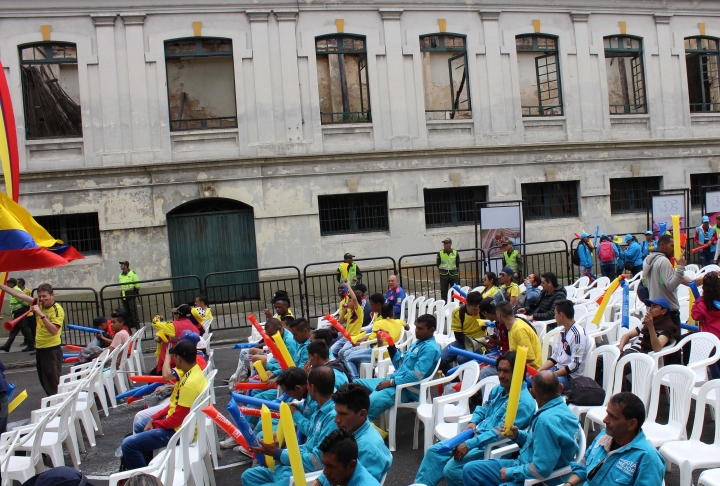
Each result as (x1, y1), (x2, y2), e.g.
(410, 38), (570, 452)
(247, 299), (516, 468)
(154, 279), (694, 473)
(219, 437), (238, 449)
(233, 445), (253, 458)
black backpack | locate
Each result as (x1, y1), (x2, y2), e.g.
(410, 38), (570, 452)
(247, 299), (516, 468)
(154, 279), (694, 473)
(571, 243), (583, 266)
(563, 376), (605, 405)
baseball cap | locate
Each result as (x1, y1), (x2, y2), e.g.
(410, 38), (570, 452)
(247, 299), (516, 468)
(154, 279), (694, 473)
(343, 253), (355, 259)
(442, 238), (452, 244)
(169, 340), (197, 362)
(118, 260), (129, 266)
(479, 297), (496, 315)
(703, 215), (710, 223)
(178, 329), (200, 345)
(22, 466), (95, 486)
(624, 234), (633, 243)
(646, 297), (671, 311)
(580, 232), (590, 238)
(351, 283), (367, 293)
(645, 230), (653, 235)
(171, 304), (193, 317)
(500, 266), (514, 276)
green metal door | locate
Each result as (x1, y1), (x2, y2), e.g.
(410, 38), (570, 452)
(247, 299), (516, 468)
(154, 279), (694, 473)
(167, 199), (258, 301)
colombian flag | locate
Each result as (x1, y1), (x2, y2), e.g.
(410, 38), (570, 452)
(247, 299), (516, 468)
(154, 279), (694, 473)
(0, 191), (84, 271)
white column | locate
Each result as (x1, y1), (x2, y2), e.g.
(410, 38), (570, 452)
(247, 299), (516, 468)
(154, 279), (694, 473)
(120, 13), (152, 156)
(246, 10), (275, 144)
(379, 9), (411, 149)
(654, 13), (681, 136)
(479, 11), (508, 134)
(571, 12), (602, 140)
(90, 14), (123, 160)
(274, 10), (303, 143)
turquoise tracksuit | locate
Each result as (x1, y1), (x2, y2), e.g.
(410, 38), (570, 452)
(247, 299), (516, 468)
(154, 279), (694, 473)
(463, 396), (580, 486)
(320, 462), (380, 486)
(624, 241), (643, 268)
(241, 399), (338, 486)
(415, 383), (535, 486)
(317, 420), (392, 484)
(266, 328), (299, 375)
(570, 430), (665, 486)
(578, 243), (594, 269)
(613, 242), (625, 270)
(291, 339), (309, 369)
(355, 336), (441, 420)
(640, 240), (651, 258)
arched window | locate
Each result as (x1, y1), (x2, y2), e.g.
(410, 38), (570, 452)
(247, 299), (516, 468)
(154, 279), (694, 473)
(684, 36), (720, 112)
(164, 37), (237, 131)
(419, 34), (471, 120)
(19, 42), (82, 139)
(515, 35), (563, 116)
(604, 36), (647, 114)
(315, 34), (370, 124)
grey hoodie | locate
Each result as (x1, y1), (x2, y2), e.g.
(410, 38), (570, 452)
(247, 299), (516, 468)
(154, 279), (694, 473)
(642, 252), (685, 311)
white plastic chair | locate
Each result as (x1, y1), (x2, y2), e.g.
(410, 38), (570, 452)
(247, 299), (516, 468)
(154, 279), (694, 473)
(642, 365), (696, 448)
(415, 361), (480, 452)
(699, 264), (720, 275)
(114, 338), (134, 396)
(700, 469), (720, 486)
(400, 295), (415, 323)
(0, 430), (19, 486)
(567, 345), (620, 421)
(188, 396), (215, 486)
(660, 379), (720, 486)
(584, 352), (655, 436)
(3, 413), (52, 483)
(653, 332), (720, 386)
(571, 276), (590, 289)
(541, 327), (562, 364)
(408, 296), (425, 328)
(130, 326), (146, 375)
(564, 286), (577, 300)
(387, 359), (441, 452)
(433, 376), (500, 443)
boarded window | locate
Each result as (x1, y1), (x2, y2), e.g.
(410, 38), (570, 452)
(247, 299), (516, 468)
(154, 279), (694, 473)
(516, 35), (563, 117)
(164, 38), (237, 131)
(35, 212), (101, 254)
(19, 43), (82, 139)
(420, 34), (471, 121)
(604, 36), (647, 114)
(522, 181), (578, 220)
(685, 37), (720, 112)
(424, 186), (486, 228)
(609, 177), (661, 214)
(316, 34), (371, 124)
(318, 192), (388, 235)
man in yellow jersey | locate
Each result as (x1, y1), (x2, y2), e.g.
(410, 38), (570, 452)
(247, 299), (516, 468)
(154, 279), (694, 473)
(263, 289), (294, 321)
(121, 340), (207, 470)
(344, 303), (405, 380)
(337, 253), (361, 284)
(499, 267), (521, 308)
(440, 291), (489, 374)
(481, 301), (542, 379)
(331, 284), (364, 360)
(0, 282), (64, 395)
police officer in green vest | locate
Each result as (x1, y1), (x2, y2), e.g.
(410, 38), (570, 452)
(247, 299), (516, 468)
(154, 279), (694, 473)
(437, 238), (460, 301)
(502, 240), (523, 282)
(336, 253), (361, 284)
(118, 260), (141, 329)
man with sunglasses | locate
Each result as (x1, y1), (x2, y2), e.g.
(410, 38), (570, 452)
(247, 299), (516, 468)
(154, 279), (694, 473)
(564, 392), (664, 486)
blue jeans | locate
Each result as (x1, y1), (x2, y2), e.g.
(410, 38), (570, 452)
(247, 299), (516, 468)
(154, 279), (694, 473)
(600, 264), (616, 280)
(330, 338), (354, 360)
(463, 458), (524, 486)
(344, 347), (373, 379)
(121, 417), (175, 470)
(550, 365), (571, 389)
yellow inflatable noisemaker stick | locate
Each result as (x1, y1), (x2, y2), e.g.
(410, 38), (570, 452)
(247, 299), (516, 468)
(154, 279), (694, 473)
(671, 215), (681, 260)
(591, 275), (623, 326)
(503, 346), (528, 435)
(8, 390), (28, 413)
(253, 360), (269, 382)
(260, 405), (275, 471)
(275, 412), (285, 448)
(688, 287), (696, 325)
(272, 332), (296, 368)
(280, 402), (306, 486)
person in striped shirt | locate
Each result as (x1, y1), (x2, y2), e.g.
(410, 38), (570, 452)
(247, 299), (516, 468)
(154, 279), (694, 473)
(537, 299), (589, 388)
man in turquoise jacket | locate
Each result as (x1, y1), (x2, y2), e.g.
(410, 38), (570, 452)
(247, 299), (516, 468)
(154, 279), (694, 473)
(640, 231), (654, 258)
(577, 233), (594, 275)
(287, 318), (311, 369)
(623, 235), (644, 277)
(463, 371), (580, 486)
(414, 351), (536, 486)
(566, 392), (665, 486)
(354, 314), (441, 420)
(316, 428), (381, 486)
(243, 366), (338, 486)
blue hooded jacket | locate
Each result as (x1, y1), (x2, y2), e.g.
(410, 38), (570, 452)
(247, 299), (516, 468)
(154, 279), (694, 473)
(624, 241), (643, 267)
(577, 242), (594, 268)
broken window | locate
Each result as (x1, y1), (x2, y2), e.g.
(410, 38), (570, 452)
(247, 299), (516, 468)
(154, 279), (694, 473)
(164, 38), (237, 131)
(316, 34), (371, 124)
(604, 36), (647, 114)
(19, 43), (82, 139)
(515, 35), (563, 116)
(420, 34), (471, 120)
(684, 36), (720, 112)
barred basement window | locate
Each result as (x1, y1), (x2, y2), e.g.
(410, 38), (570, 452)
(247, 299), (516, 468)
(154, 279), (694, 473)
(515, 35), (563, 117)
(690, 173), (720, 207)
(316, 34), (371, 124)
(34, 212), (101, 254)
(318, 192), (388, 236)
(609, 176), (661, 214)
(521, 181), (578, 220)
(685, 37), (720, 112)
(19, 42), (82, 139)
(164, 38), (237, 131)
(604, 36), (647, 114)
(420, 34), (472, 121)
(424, 186), (487, 228)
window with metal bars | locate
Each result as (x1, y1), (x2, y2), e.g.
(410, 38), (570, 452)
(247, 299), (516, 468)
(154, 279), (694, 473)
(34, 213), (101, 254)
(420, 34), (472, 121)
(521, 181), (578, 220)
(609, 176), (661, 214)
(690, 173), (720, 207)
(515, 35), (563, 116)
(318, 192), (388, 235)
(316, 34), (371, 124)
(164, 37), (237, 131)
(423, 186), (487, 228)
(19, 42), (82, 139)
(685, 37), (720, 113)
(604, 36), (647, 114)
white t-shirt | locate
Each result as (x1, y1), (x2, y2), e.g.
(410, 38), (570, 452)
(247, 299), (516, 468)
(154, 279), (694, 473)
(550, 323), (588, 380)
